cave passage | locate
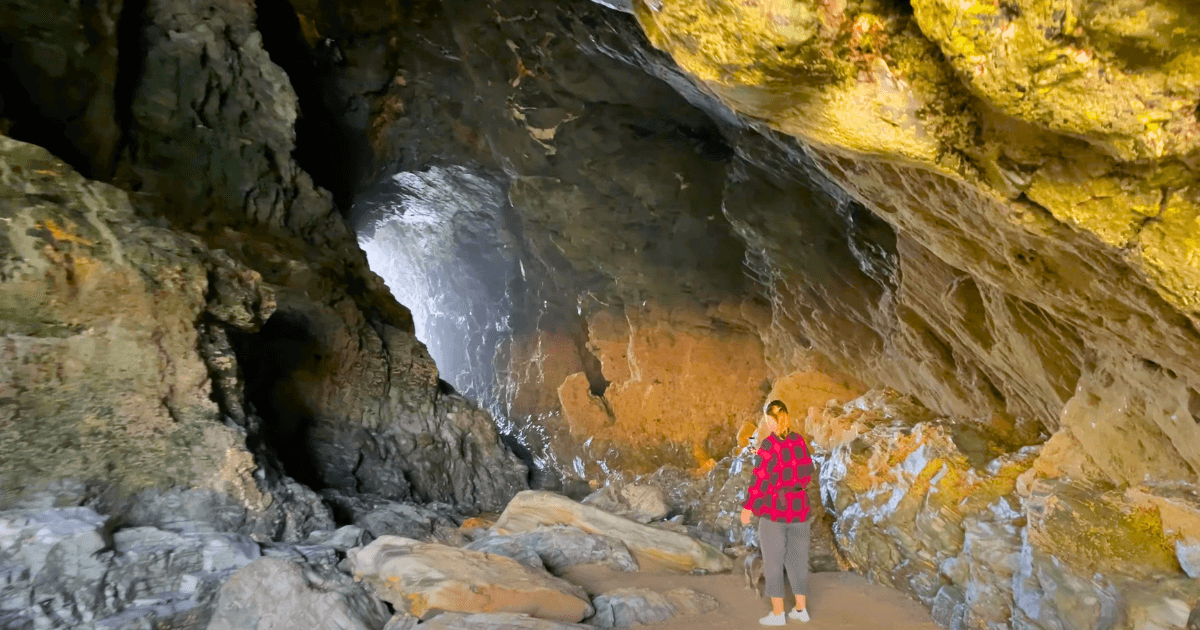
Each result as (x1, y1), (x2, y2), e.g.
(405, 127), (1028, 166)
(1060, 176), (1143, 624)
(229, 311), (326, 490)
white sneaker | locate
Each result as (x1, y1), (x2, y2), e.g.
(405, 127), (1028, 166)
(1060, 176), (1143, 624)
(788, 608), (811, 622)
(759, 612), (786, 626)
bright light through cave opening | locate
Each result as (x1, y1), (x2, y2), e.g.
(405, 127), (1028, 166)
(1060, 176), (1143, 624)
(354, 166), (520, 433)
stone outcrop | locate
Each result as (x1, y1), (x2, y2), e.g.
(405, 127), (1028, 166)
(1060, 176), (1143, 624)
(1, 507), (265, 629)
(584, 587), (719, 629)
(465, 525), (640, 573)
(0, 0), (528, 518)
(347, 535), (594, 622)
(816, 390), (1200, 630)
(493, 491), (732, 573)
(207, 557), (391, 630)
(0, 135), (272, 517)
(581, 483), (669, 524)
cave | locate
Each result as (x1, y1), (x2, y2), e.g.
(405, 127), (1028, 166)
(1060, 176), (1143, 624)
(4, 0), (1200, 629)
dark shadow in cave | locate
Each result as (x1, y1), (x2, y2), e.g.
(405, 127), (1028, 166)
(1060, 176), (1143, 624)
(255, 0), (369, 211)
(228, 311), (326, 490)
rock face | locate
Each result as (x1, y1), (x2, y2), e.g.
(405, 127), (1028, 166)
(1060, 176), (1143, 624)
(347, 535), (594, 622)
(0, 0), (528, 517)
(0, 135), (272, 514)
(1, 507), (265, 630)
(207, 557), (391, 630)
(816, 390), (1200, 630)
(493, 491), (732, 574)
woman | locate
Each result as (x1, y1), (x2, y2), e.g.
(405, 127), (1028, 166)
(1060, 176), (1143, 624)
(740, 400), (815, 625)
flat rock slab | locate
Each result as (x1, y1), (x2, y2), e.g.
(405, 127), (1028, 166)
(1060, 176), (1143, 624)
(347, 535), (593, 622)
(207, 557), (390, 630)
(493, 491), (732, 574)
(586, 587), (719, 628)
(466, 525), (638, 573)
(389, 612), (596, 629)
(582, 484), (669, 524)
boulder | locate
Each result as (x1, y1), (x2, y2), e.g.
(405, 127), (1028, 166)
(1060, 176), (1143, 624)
(413, 612), (596, 629)
(307, 525), (373, 551)
(493, 491), (731, 573)
(207, 557), (391, 630)
(584, 587), (719, 628)
(322, 492), (466, 546)
(1, 508), (263, 629)
(581, 484), (669, 524)
(347, 535), (593, 622)
(466, 526), (638, 573)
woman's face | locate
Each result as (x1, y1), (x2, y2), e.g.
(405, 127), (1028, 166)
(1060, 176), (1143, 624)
(761, 414), (778, 434)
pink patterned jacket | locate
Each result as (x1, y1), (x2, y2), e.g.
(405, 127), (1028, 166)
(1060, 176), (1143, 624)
(742, 431), (815, 523)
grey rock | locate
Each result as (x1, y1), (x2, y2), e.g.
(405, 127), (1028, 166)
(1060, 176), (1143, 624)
(0, 508), (264, 630)
(930, 586), (966, 630)
(0, 508), (110, 578)
(206, 557), (390, 630)
(584, 587), (718, 629)
(307, 525), (372, 552)
(123, 483), (335, 543)
(581, 484), (668, 524)
(416, 612), (595, 629)
(467, 526), (638, 574)
(322, 493), (466, 546)
(383, 613), (420, 630)
(464, 537), (546, 572)
(261, 543), (340, 568)
(1176, 538), (1200, 579)
(586, 0), (634, 13)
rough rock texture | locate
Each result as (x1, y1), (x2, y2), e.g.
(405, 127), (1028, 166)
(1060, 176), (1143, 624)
(632, 0), (1200, 484)
(557, 302), (772, 475)
(466, 525), (640, 573)
(584, 587), (719, 629)
(493, 491), (731, 573)
(0, 135), (272, 515)
(1, 507), (263, 630)
(406, 612), (596, 630)
(347, 535), (594, 622)
(207, 557), (391, 630)
(581, 484), (669, 524)
(815, 390), (1200, 630)
(320, 491), (467, 546)
(348, 0), (776, 487)
(0, 0), (528, 516)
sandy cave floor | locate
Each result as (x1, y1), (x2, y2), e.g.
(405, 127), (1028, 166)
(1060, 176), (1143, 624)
(560, 563), (944, 630)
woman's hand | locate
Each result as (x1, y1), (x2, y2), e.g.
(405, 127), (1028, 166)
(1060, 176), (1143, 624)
(740, 508), (753, 525)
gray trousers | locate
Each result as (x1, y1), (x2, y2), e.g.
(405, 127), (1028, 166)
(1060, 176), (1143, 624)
(759, 518), (810, 599)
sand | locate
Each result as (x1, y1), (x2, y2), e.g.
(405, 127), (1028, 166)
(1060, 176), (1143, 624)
(560, 564), (944, 630)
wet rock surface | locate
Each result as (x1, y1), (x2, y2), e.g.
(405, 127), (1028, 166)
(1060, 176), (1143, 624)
(347, 535), (594, 622)
(1, 507), (262, 630)
(466, 525), (640, 573)
(494, 491), (732, 574)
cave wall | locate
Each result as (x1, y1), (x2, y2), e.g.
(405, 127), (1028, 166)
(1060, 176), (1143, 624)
(0, 0), (527, 521)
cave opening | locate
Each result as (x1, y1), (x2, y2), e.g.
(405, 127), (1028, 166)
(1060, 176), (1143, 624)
(228, 311), (327, 490)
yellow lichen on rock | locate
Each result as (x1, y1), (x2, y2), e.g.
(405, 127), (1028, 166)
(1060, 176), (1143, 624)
(911, 0), (1200, 161)
(633, 0), (963, 167)
(1137, 187), (1200, 310)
